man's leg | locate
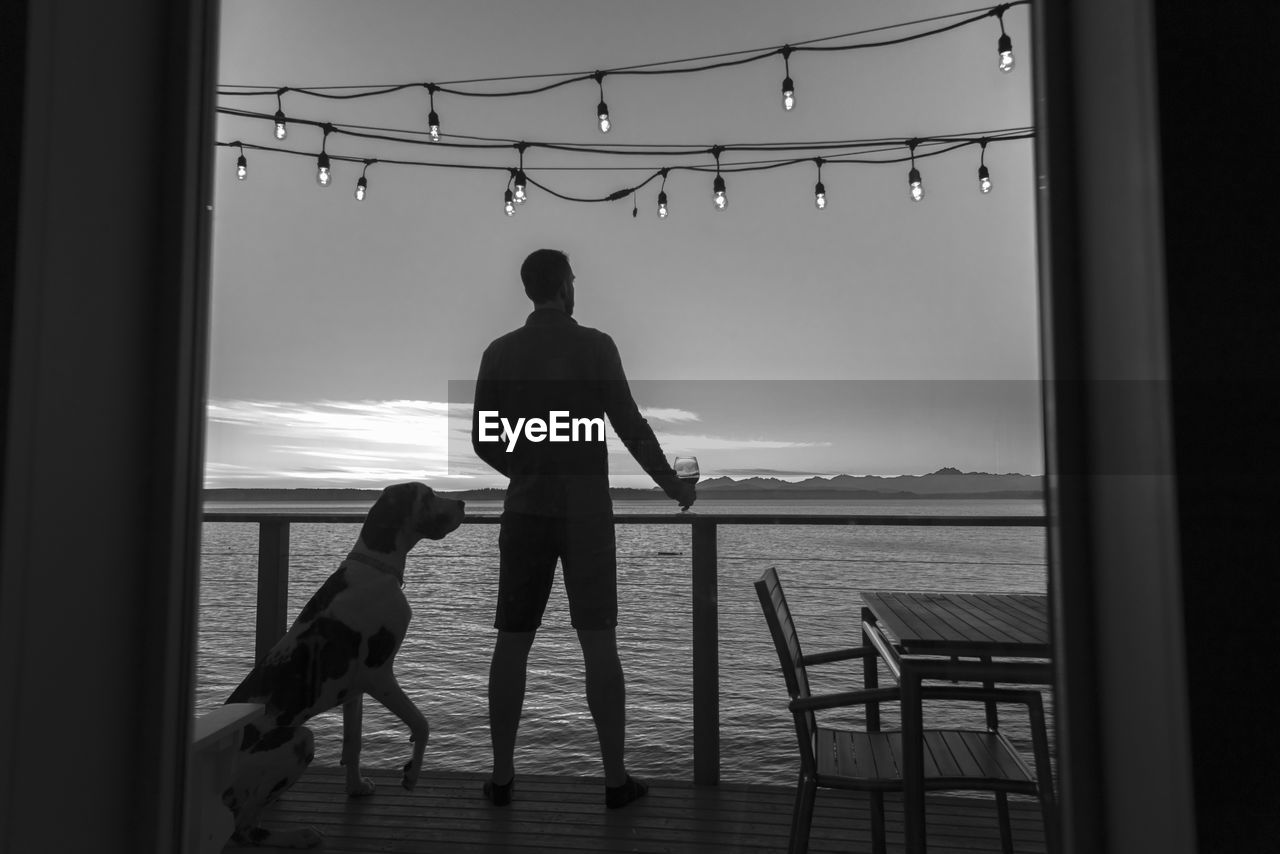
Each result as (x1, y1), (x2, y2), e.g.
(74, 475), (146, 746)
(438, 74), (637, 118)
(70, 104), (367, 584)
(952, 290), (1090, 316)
(488, 628), (536, 785)
(488, 512), (555, 793)
(576, 627), (626, 787)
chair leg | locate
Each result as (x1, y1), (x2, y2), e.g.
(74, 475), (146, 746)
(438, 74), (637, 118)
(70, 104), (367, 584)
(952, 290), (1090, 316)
(995, 792), (1013, 854)
(870, 790), (887, 854)
(790, 775), (817, 854)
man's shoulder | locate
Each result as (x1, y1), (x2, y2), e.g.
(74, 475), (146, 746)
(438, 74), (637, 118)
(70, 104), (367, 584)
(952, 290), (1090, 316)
(572, 322), (614, 345)
(486, 319), (614, 348)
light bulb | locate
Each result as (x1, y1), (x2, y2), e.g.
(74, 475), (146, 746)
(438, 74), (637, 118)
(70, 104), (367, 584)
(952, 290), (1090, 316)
(998, 33), (1015, 73)
(908, 167), (924, 202)
(428, 110), (440, 142)
(712, 174), (727, 211)
(782, 77), (795, 111)
(317, 153), (332, 187)
(236, 154), (247, 181)
(355, 175), (367, 201)
(504, 189), (515, 216)
(814, 181), (826, 209)
(657, 190), (668, 219)
(597, 101), (611, 133)
(513, 170), (527, 204)
(978, 164), (992, 194)
(274, 110), (287, 140)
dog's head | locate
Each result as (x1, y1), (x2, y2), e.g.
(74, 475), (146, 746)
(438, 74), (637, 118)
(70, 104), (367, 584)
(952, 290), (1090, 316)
(359, 482), (465, 553)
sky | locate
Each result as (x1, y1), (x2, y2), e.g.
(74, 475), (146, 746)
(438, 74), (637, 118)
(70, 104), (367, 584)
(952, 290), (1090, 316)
(206, 0), (1042, 490)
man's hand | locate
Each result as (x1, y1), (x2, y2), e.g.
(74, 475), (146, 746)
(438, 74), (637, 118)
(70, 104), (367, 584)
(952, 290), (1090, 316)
(675, 481), (696, 511)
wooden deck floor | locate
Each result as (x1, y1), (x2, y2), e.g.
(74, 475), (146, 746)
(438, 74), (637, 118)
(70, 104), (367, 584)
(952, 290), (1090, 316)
(252, 767), (1048, 853)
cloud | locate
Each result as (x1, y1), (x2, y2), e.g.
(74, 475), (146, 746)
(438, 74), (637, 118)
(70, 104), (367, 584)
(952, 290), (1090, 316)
(206, 398), (464, 487)
(645, 432), (831, 451)
(205, 397), (834, 488)
(639, 407), (701, 423)
(207, 399), (452, 446)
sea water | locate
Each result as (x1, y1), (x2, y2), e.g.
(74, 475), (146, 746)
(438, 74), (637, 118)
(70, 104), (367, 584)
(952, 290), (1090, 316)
(196, 498), (1047, 785)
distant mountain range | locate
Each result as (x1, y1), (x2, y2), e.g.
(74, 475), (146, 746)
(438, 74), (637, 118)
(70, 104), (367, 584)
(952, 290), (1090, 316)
(205, 468), (1042, 502)
(691, 467), (1042, 499)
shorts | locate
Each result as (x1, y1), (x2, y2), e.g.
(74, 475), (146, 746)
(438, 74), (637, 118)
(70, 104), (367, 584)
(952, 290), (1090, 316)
(495, 511), (618, 631)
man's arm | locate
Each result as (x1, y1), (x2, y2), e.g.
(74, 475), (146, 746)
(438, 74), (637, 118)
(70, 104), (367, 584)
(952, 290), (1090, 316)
(471, 346), (511, 477)
(598, 335), (694, 508)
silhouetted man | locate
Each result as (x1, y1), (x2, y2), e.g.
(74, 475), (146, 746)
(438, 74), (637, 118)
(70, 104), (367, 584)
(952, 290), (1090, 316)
(471, 248), (695, 809)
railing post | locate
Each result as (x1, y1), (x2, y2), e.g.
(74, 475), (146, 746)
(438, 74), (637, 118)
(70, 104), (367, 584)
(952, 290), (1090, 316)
(255, 519), (290, 663)
(691, 518), (719, 785)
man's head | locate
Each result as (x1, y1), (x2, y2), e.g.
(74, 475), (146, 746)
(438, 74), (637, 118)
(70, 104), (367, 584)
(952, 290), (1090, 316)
(520, 248), (574, 315)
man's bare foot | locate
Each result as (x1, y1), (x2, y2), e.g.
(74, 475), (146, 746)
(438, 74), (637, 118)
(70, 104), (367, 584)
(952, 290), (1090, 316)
(346, 776), (376, 797)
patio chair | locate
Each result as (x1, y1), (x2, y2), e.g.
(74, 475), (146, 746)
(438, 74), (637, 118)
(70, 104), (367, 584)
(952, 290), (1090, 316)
(754, 567), (1056, 854)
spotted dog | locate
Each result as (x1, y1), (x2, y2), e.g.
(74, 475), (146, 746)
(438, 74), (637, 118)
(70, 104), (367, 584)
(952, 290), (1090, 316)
(222, 482), (465, 849)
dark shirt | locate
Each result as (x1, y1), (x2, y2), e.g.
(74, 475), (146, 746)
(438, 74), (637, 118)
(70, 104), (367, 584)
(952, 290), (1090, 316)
(472, 308), (681, 516)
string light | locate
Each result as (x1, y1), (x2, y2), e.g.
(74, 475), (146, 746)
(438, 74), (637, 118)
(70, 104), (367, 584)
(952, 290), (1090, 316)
(425, 83), (441, 141)
(712, 147), (727, 211)
(632, 192), (638, 218)
(221, 4), (1029, 109)
(235, 143), (247, 180)
(316, 124), (334, 187)
(780, 46), (795, 111)
(355, 160), (371, 201)
(977, 139), (992, 193)
(907, 140), (924, 202)
(273, 89), (288, 140)
(504, 172), (516, 216)
(994, 6), (1015, 73)
(594, 72), (611, 133)
(221, 3), (1031, 150)
(217, 130), (1032, 211)
(513, 143), (528, 204)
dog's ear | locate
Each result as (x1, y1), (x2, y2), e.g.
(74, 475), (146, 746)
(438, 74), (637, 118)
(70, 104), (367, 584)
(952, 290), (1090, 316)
(359, 483), (419, 552)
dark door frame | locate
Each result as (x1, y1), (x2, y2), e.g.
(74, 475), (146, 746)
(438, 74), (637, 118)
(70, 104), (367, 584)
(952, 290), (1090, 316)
(2, 1), (1196, 852)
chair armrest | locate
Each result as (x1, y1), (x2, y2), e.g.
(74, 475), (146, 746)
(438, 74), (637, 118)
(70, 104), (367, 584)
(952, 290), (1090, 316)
(801, 646), (874, 666)
(861, 621), (902, 682)
(790, 686), (901, 712)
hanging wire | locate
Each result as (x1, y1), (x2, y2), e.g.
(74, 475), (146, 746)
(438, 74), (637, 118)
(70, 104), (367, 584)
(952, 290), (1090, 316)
(217, 2), (1030, 99)
(216, 130), (1031, 205)
(217, 103), (1031, 160)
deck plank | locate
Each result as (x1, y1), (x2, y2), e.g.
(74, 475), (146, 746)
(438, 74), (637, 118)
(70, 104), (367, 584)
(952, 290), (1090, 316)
(250, 767), (1048, 853)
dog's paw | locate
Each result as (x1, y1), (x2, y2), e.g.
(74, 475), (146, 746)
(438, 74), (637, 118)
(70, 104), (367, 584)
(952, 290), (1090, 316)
(346, 776), (376, 797)
(401, 757), (422, 791)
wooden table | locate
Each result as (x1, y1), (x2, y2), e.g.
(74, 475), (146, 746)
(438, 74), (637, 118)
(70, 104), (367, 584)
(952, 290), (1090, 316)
(859, 591), (1055, 854)
(861, 591), (1051, 660)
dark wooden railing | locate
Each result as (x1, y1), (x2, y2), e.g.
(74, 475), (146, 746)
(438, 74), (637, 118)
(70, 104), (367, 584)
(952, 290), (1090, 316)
(201, 510), (1046, 786)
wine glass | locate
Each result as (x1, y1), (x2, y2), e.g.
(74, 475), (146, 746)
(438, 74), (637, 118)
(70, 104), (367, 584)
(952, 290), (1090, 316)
(673, 456), (699, 511)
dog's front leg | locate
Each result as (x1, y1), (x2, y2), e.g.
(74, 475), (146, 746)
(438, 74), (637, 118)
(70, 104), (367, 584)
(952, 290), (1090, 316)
(369, 676), (429, 791)
(341, 695), (377, 797)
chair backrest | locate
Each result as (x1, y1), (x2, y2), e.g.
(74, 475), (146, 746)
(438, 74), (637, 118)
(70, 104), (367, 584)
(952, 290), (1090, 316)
(754, 567), (818, 745)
